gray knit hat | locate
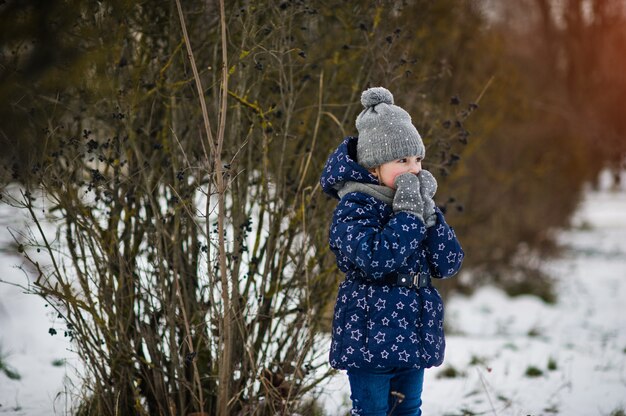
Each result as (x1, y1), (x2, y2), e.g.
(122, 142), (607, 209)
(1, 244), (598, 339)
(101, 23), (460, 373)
(356, 87), (425, 169)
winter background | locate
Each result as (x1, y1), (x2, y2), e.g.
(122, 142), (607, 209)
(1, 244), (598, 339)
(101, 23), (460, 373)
(1, 169), (625, 415)
(2, 0), (626, 414)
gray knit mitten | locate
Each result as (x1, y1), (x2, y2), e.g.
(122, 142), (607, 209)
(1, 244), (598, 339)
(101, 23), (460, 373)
(392, 172), (424, 220)
(418, 170), (438, 228)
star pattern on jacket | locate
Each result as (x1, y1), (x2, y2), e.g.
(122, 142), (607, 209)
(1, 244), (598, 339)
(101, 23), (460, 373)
(321, 137), (464, 370)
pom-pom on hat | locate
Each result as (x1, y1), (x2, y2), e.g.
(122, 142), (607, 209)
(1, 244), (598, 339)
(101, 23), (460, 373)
(356, 87), (425, 169)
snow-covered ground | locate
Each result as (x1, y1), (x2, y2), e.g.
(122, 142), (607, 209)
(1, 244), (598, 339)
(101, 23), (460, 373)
(0, 208), (76, 415)
(2, 171), (626, 415)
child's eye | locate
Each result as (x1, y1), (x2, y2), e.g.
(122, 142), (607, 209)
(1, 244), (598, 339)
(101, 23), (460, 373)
(398, 158), (407, 163)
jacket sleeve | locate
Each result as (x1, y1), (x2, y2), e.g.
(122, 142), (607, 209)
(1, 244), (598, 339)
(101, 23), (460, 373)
(329, 192), (427, 279)
(423, 208), (464, 279)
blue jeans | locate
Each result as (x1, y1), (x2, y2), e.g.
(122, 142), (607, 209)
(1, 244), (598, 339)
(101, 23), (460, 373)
(347, 367), (424, 416)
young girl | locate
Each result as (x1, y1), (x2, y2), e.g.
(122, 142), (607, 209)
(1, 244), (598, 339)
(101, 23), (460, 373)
(320, 87), (464, 416)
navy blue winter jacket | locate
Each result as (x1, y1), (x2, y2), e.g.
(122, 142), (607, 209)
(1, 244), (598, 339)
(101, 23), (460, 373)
(320, 136), (464, 370)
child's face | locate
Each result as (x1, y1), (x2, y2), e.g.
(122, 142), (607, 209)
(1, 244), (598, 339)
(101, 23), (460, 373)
(370, 156), (423, 189)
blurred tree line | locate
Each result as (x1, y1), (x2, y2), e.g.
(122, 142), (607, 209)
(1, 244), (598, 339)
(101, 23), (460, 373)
(0, 0), (624, 414)
(444, 0), (626, 300)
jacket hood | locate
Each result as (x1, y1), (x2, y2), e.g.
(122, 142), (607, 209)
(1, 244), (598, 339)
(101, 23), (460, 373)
(320, 136), (379, 199)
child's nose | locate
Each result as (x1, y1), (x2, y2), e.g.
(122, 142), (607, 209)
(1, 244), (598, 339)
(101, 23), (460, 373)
(409, 164), (421, 174)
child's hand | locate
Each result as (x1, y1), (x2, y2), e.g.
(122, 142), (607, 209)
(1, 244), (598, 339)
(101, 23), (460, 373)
(418, 170), (438, 227)
(392, 172), (425, 220)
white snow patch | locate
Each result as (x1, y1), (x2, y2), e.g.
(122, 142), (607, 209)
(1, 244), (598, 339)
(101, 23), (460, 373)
(0, 204), (76, 415)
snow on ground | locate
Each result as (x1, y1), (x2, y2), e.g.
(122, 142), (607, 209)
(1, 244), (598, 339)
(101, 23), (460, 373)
(0, 205), (76, 415)
(2, 171), (626, 415)
(318, 172), (626, 416)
